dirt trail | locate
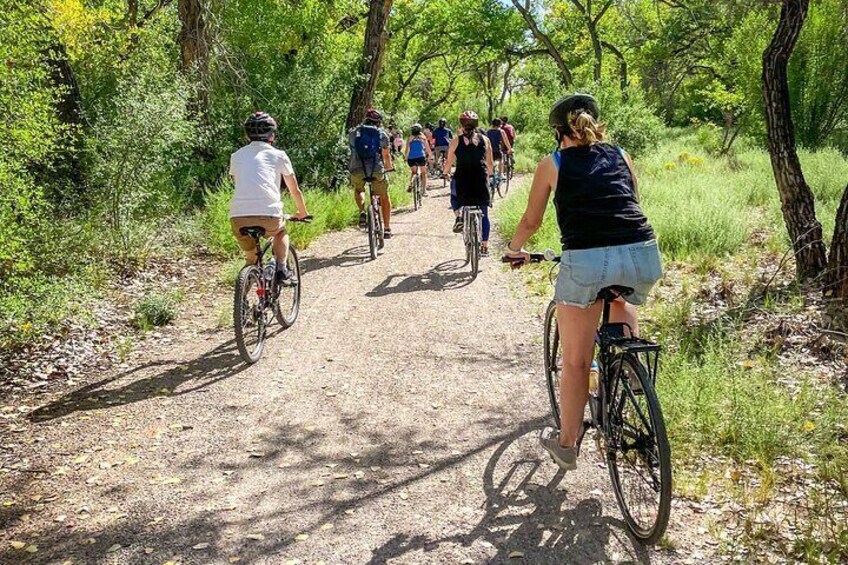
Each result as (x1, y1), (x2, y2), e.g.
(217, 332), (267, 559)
(1, 179), (708, 564)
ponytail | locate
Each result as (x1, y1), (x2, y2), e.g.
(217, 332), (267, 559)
(566, 110), (606, 146)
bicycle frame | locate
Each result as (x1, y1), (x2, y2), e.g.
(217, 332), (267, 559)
(461, 206), (482, 246)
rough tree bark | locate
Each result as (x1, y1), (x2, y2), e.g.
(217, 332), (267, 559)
(178, 0), (210, 120)
(824, 185), (848, 320)
(762, 0), (827, 281)
(511, 0), (572, 86)
(601, 40), (627, 91)
(346, 0), (394, 131)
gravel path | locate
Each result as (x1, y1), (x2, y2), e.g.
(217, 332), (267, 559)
(1, 179), (707, 564)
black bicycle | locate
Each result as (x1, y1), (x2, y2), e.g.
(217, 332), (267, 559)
(504, 251), (671, 545)
(411, 170), (424, 211)
(460, 206), (483, 278)
(500, 153), (514, 198)
(364, 184), (385, 260)
(233, 215), (311, 364)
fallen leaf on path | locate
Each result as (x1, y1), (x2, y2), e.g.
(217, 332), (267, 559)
(192, 543), (210, 550)
(325, 392), (336, 397)
(509, 551), (524, 558)
(106, 544), (121, 553)
(246, 534), (264, 541)
(144, 547), (154, 554)
(320, 523), (334, 531)
(370, 466), (381, 472)
(399, 492), (409, 500)
(10, 541), (25, 550)
(295, 533), (309, 541)
(354, 471), (365, 479)
(25, 545), (38, 553)
(248, 452), (265, 458)
(228, 558), (241, 563)
(311, 480), (325, 487)
(333, 473), (348, 480)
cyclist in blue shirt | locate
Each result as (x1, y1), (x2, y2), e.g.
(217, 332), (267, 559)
(433, 118), (453, 174)
(486, 118), (513, 182)
(405, 123), (433, 193)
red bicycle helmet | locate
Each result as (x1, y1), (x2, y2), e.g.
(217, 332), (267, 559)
(364, 107), (383, 124)
(459, 110), (479, 129)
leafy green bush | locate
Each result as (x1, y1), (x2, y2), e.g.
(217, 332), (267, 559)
(133, 290), (183, 330)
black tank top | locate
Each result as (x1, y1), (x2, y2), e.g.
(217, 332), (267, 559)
(553, 144), (654, 250)
(454, 133), (489, 206)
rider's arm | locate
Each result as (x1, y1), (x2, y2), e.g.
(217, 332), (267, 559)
(483, 137), (494, 177)
(283, 173), (309, 218)
(404, 137), (411, 159)
(443, 137), (459, 177)
(383, 146), (394, 172)
(425, 138), (434, 160)
(506, 156), (556, 258)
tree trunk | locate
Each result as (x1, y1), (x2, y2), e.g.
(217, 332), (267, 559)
(178, 0), (210, 120)
(587, 19), (602, 82)
(346, 0), (394, 131)
(824, 184), (848, 322)
(601, 40), (627, 91)
(762, 0), (827, 281)
(511, 0), (572, 86)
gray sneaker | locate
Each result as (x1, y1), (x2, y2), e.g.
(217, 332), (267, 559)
(540, 427), (578, 471)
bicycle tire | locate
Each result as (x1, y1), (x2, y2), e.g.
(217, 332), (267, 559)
(412, 177), (420, 211)
(606, 353), (672, 545)
(375, 199), (385, 250)
(367, 200), (378, 260)
(233, 266), (265, 364)
(543, 300), (562, 429)
(274, 247), (301, 328)
(500, 170), (510, 198)
(470, 214), (480, 277)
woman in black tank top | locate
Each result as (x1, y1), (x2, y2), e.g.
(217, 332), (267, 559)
(503, 94), (663, 469)
(443, 110), (495, 254)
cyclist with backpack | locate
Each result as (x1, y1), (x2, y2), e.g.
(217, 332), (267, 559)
(443, 110), (495, 256)
(229, 112), (310, 284)
(350, 108), (395, 238)
(405, 123), (432, 193)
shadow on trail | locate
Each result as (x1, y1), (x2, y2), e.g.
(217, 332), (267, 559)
(28, 338), (253, 422)
(367, 259), (474, 297)
(365, 429), (651, 564)
(299, 245), (372, 273)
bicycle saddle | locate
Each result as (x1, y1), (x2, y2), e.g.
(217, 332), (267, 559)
(239, 226), (266, 238)
(597, 285), (634, 301)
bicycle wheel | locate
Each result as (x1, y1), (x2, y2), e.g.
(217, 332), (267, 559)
(233, 266), (265, 364)
(375, 198), (385, 250)
(606, 353), (672, 544)
(469, 214), (480, 277)
(414, 177), (421, 211)
(543, 301), (562, 429)
(500, 168), (510, 198)
(274, 247), (301, 328)
(367, 200), (378, 260)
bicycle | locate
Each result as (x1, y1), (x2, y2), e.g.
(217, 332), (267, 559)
(500, 153), (514, 198)
(233, 215), (312, 364)
(364, 183), (385, 260)
(410, 169), (424, 212)
(460, 205), (483, 278)
(503, 251), (671, 545)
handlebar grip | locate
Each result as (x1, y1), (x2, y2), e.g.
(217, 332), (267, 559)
(288, 215), (314, 224)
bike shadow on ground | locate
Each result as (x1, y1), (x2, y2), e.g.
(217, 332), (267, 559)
(366, 259), (475, 297)
(364, 429), (652, 565)
(27, 337), (259, 422)
(299, 244), (373, 273)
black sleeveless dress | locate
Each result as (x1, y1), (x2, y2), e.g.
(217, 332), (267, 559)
(453, 133), (489, 207)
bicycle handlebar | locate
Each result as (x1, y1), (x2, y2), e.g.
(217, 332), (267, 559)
(501, 249), (561, 265)
(284, 214), (313, 223)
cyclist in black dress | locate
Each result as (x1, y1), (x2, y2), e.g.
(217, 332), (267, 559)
(442, 110), (494, 256)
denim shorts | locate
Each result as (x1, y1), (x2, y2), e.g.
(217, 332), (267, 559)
(554, 239), (663, 308)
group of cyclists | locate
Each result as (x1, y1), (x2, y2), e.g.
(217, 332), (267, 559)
(226, 93), (662, 475)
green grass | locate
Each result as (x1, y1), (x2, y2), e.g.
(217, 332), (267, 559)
(132, 289), (183, 330)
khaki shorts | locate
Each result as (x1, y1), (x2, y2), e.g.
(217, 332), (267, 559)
(351, 171), (389, 197)
(230, 216), (286, 263)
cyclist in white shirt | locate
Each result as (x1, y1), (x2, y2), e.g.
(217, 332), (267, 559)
(229, 112), (309, 284)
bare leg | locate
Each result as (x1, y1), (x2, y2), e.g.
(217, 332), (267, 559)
(556, 301), (604, 447)
(381, 195), (392, 231)
(272, 232), (290, 265)
(354, 190), (365, 212)
(610, 298), (639, 337)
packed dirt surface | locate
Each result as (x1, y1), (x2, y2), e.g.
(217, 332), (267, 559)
(1, 179), (711, 564)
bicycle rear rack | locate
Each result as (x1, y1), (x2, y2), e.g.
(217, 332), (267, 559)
(600, 324), (662, 386)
